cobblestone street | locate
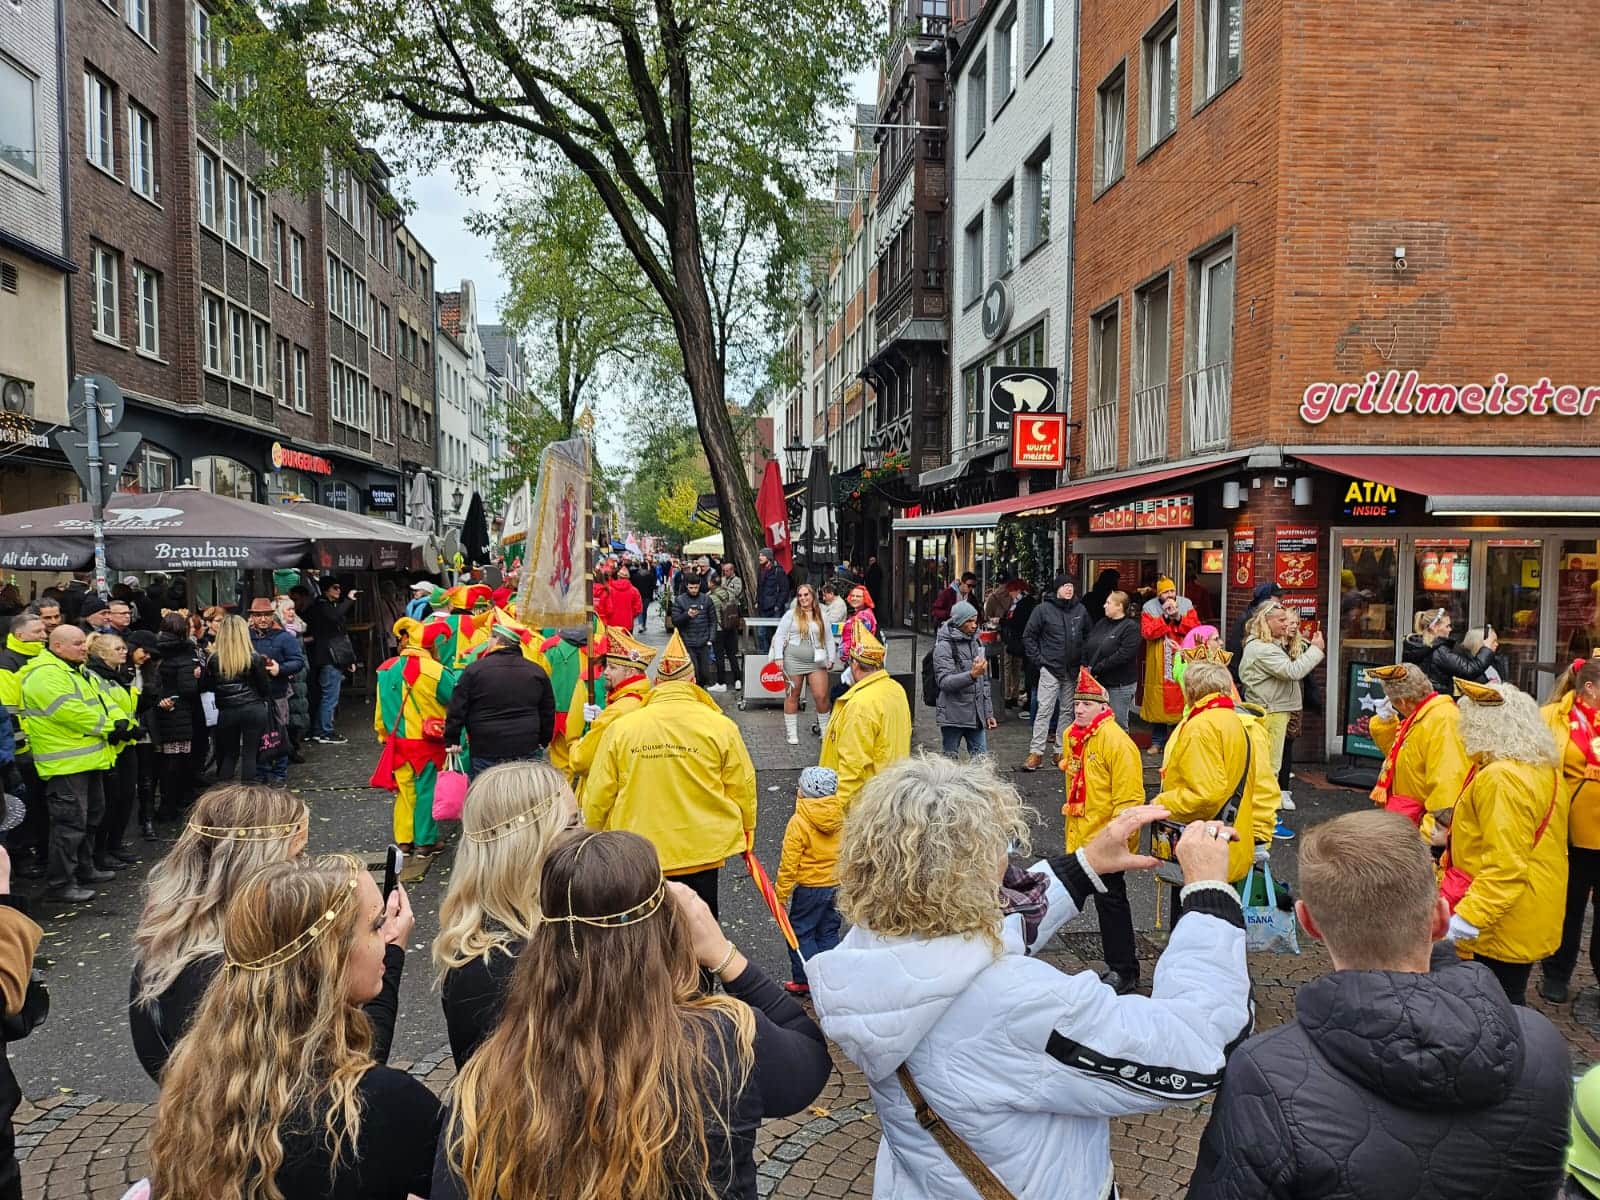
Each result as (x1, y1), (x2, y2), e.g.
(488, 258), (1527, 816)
(14, 627), (1600, 1197)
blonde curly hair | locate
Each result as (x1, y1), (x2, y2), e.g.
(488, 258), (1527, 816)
(1457, 682), (1560, 768)
(836, 752), (1032, 955)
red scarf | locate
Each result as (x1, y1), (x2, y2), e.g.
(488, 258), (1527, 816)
(1371, 692), (1441, 805)
(1065, 709), (1114, 817)
(1570, 698), (1600, 778)
(1190, 692), (1235, 718)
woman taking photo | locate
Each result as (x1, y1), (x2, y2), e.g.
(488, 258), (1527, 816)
(146, 854), (436, 1200)
(1539, 654), (1600, 1004)
(202, 615), (272, 782)
(435, 830), (830, 1200)
(435, 761), (580, 1068)
(1405, 607), (1497, 695)
(125, 630), (162, 842)
(1083, 590), (1141, 728)
(807, 754), (1252, 1200)
(1239, 601), (1325, 839)
(84, 633), (140, 870)
(769, 584), (835, 747)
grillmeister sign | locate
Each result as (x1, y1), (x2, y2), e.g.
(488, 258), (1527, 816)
(1300, 371), (1600, 424)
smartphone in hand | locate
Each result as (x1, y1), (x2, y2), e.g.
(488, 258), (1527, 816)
(382, 843), (403, 900)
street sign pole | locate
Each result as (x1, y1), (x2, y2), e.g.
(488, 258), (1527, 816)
(84, 377), (108, 597)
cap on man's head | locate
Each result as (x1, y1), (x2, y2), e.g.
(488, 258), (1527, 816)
(320, 577), (342, 592)
(758, 547), (774, 560)
(409, 580), (434, 595)
(80, 595), (108, 619)
(121, 575), (141, 587)
(125, 630), (160, 654)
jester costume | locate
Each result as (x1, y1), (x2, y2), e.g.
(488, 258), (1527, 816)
(541, 625), (599, 781)
(372, 618), (455, 852)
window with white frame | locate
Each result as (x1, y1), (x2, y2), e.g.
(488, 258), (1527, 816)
(1088, 302), (1119, 470)
(377, 303), (390, 353)
(139, 445), (176, 492)
(992, 186), (1015, 277)
(85, 71), (115, 172)
(966, 52), (987, 149)
(1134, 274), (1170, 398)
(229, 307), (246, 380)
(341, 264), (353, 324)
(1095, 66), (1125, 190)
(963, 216), (983, 306)
(202, 293), (222, 371)
(197, 149), (217, 228)
(224, 170), (241, 244)
(128, 104), (155, 199)
(126, 0), (150, 40)
(1025, 0), (1053, 61)
(293, 345), (308, 411)
(994, 7), (1017, 108)
(248, 190), (264, 259)
(271, 217), (284, 282)
(1197, 0), (1242, 102)
(1022, 141), (1050, 254)
(91, 244), (120, 340)
(326, 252), (338, 315)
(193, 4), (222, 87)
(274, 336), (288, 403)
(252, 319), (268, 389)
(133, 264), (159, 354)
(290, 233), (304, 297)
(1193, 242), (1234, 372)
(0, 58), (38, 179)
(1142, 9), (1178, 151)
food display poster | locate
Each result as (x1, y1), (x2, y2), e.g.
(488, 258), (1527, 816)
(1231, 527), (1256, 590)
(1279, 593), (1320, 637)
(1274, 526), (1320, 590)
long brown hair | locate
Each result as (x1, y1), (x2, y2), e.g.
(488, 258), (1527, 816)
(793, 584), (820, 639)
(445, 831), (754, 1200)
(149, 855), (374, 1200)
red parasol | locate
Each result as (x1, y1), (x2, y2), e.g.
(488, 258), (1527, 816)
(743, 833), (798, 952)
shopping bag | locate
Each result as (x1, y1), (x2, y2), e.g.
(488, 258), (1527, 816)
(257, 711), (287, 760)
(1240, 862), (1299, 954)
(432, 749), (469, 822)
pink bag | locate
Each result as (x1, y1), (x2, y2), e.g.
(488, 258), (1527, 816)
(432, 753), (469, 822)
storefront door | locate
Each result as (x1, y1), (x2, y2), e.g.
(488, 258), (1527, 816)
(1075, 531), (1230, 624)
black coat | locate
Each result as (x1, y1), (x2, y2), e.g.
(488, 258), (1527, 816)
(1403, 634), (1496, 696)
(201, 652), (271, 711)
(442, 648), (555, 759)
(0, 897), (46, 1200)
(1083, 615), (1141, 688)
(1187, 943), (1572, 1200)
(1022, 596), (1090, 680)
(152, 632), (201, 744)
(756, 565), (791, 618)
(441, 942), (522, 1070)
(305, 594), (356, 668)
(1001, 593), (1037, 656)
(670, 591), (717, 648)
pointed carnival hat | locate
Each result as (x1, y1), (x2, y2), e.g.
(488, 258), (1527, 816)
(419, 619), (453, 655)
(1074, 665), (1109, 703)
(1454, 677), (1504, 706)
(1180, 643), (1233, 667)
(1366, 662), (1409, 683)
(848, 623), (886, 669)
(392, 616), (421, 647)
(655, 630), (695, 682)
(603, 625), (658, 670)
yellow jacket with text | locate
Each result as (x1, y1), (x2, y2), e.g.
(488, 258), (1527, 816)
(582, 680), (758, 875)
(776, 791), (845, 904)
(1151, 701), (1279, 882)
(1450, 757), (1566, 964)
(1542, 694), (1600, 850)
(1369, 696), (1472, 842)
(569, 675), (652, 797)
(819, 670), (912, 812)
(1060, 716), (1145, 853)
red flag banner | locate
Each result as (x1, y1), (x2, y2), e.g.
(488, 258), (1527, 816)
(755, 459), (793, 572)
(744, 846), (799, 952)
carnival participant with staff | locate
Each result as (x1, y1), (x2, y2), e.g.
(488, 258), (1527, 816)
(819, 624), (910, 813)
(1539, 652), (1600, 1004)
(372, 618), (455, 878)
(1441, 677), (1565, 1005)
(1366, 661), (1471, 841)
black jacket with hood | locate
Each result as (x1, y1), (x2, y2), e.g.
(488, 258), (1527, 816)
(1228, 582), (1282, 682)
(1083, 614), (1141, 688)
(1187, 943), (1572, 1200)
(1403, 634), (1496, 696)
(1021, 595), (1090, 680)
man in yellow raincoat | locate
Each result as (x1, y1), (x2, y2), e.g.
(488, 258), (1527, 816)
(1060, 665), (1145, 993)
(582, 629), (756, 916)
(1151, 657), (1279, 885)
(819, 624), (911, 812)
(1539, 653), (1600, 1002)
(1442, 677), (1565, 1005)
(1366, 662), (1471, 843)
(569, 625), (655, 799)
(372, 617), (455, 874)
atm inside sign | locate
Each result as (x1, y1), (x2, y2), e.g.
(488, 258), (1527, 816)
(1010, 413), (1066, 469)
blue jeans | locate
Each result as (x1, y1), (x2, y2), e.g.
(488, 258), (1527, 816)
(315, 664), (343, 737)
(786, 885), (841, 986)
(467, 751), (541, 779)
(940, 726), (988, 757)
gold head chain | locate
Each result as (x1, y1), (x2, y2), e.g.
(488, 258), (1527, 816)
(541, 833), (666, 956)
(224, 873), (359, 972)
(187, 821), (303, 842)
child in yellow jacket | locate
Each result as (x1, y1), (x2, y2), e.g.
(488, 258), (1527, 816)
(776, 766), (844, 996)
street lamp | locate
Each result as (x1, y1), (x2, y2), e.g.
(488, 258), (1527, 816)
(452, 485), (464, 513)
(862, 430), (884, 472)
(783, 441), (806, 483)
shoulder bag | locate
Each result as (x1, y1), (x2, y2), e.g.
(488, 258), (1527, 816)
(896, 1065), (1017, 1200)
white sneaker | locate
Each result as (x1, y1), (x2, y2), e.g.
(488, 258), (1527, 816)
(1280, 790), (1296, 811)
(708, 684), (727, 693)
(734, 680), (743, 690)
(786, 731), (799, 745)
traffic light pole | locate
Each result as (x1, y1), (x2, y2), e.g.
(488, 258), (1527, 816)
(84, 376), (108, 596)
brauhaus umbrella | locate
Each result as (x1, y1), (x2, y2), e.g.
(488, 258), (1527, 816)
(0, 490), (368, 572)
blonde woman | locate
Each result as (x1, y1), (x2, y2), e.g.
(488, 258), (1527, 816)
(435, 762), (580, 1068)
(769, 584), (835, 746)
(200, 615), (272, 781)
(434, 830), (830, 1200)
(1403, 607), (1496, 695)
(1239, 602), (1325, 838)
(807, 753), (1251, 1200)
(146, 855), (433, 1200)
(84, 632), (140, 870)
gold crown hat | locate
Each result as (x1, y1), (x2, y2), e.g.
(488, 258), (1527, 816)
(1074, 665), (1109, 703)
(1180, 643), (1233, 667)
(1366, 663), (1410, 683)
(655, 629), (695, 682)
(1454, 677), (1505, 706)
(603, 625), (658, 670)
(848, 623), (887, 669)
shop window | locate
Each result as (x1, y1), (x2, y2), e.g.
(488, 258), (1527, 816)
(326, 481), (352, 511)
(1412, 539), (1472, 635)
(192, 455), (256, 501)
(1559, 540), (1600, 661)
(1485, 540), (1542, 691)
(137, 445), (177, 493)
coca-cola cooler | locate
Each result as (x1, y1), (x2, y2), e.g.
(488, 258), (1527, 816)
(738, 618), (791, 710)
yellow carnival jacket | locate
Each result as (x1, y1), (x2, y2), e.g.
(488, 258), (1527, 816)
(1451, 757), (1566, 964)
(776, 792), (844, 904)
(1152, 702), (1279, 882)
(819, 670), (912, 812)
(1542, 694), (1600, 850)
(1369, 696), (1472, 842)
(581, 680), (757, 875)
(1059, 715), (1145, 853)
(569, 675), (652, 796)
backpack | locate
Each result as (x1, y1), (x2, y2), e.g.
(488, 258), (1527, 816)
(921, 648), (939, 707)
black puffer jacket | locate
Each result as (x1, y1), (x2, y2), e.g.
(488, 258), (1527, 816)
(442, 647), (555, 759)
(153, 632), (201, 745)
(1021, 596), (1090, 680)
(201, 652), (271, 711)
(1083, 615), (1141, 688)
(1403, 633), (1495, 696)
(1187, 943), (1572, 1199)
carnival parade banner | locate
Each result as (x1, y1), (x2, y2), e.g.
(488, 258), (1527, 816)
(497, 481), (532, 571)
(517, 439), (590, 627)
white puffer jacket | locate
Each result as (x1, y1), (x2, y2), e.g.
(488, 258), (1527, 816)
(808, 856), (1252, 1200)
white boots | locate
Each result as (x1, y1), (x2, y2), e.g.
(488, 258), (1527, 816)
(785, 713), (799, 745)
(818, 711), (831, 737)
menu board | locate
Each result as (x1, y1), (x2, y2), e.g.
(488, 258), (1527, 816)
(1231, 527), (1256, 590)
(1275, 527), (1320, 590)
(1342, 660), (1387, 760)
(1088, 494), (1196, 533)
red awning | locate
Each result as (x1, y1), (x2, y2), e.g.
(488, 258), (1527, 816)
(893, 458), (1245, 532)
(1295, 454), (1600, 515)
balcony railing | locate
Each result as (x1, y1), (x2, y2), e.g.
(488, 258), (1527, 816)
(1182, 361), (1231, 454)
(1130, 382), (1168, 464)
(1085, 403), (1118, 474)
(885, 14), (951, 73)
(877, 411), (913, 459)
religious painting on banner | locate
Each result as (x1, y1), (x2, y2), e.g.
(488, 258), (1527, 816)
(518, 439), (591, 627)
